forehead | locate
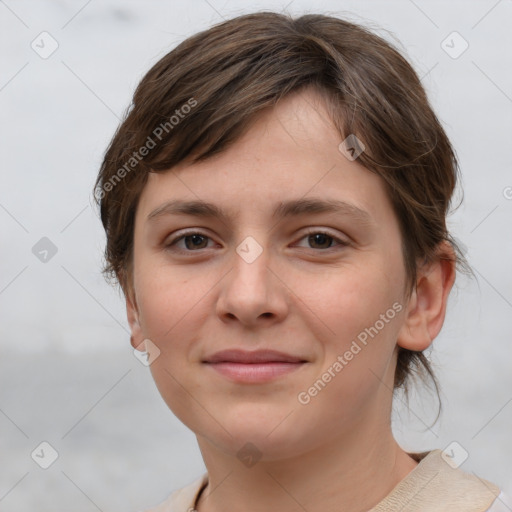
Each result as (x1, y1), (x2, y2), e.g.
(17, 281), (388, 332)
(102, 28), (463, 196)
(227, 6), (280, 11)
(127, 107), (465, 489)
(135, 88), (396, 229)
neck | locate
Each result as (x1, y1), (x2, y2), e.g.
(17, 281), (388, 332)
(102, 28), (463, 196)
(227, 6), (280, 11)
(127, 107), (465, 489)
(195, 422), (417, 512)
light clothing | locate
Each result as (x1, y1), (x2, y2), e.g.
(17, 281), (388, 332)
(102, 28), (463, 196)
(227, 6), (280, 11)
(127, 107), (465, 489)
(141, 449), (509, 511)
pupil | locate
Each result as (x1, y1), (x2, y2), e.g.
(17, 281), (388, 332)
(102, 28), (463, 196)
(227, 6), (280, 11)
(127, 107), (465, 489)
(186, 235), (206, 249)
(310, 233), (331, 248)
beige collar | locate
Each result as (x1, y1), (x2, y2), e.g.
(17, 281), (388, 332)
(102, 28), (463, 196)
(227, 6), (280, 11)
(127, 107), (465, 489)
(369, 449), (500, 511)
(149, 449), (500, 511)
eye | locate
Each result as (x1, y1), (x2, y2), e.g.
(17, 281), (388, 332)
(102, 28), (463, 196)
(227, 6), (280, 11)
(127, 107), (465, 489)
(294, 230), (349, 251)
(164, 231), (215, 252)
(164, 229), (349, 254)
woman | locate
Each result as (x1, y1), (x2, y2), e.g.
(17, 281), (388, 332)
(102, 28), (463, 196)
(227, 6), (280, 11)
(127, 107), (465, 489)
(94, 11), (509, 511)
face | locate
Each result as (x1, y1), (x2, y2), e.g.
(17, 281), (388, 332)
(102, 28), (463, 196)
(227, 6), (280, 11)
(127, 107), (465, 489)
(127, 87), (412, 460)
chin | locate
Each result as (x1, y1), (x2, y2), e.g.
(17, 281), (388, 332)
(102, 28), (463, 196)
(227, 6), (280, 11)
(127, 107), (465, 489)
(195, 407), (316, 462)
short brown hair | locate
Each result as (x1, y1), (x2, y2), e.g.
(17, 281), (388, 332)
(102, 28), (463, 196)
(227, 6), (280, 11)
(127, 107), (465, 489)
(94, 11), (469, 402)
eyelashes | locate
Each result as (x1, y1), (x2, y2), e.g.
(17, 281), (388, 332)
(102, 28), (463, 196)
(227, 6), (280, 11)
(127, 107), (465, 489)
(166, 232), (214, 251)
(296, 230), (350, 250)
(164, 229), (350, 254)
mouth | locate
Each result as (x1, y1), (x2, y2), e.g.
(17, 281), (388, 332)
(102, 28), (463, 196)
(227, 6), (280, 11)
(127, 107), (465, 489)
(202, 349), (308, 383)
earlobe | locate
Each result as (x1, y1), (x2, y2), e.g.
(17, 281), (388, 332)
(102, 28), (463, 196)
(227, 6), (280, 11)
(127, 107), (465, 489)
(397, 243), (456, 352)
(126, 291), (144, 350)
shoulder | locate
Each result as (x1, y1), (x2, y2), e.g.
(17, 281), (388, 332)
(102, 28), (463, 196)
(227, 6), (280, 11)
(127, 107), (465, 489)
(137, 473), (208, 512)
(370, 449), (504, 512)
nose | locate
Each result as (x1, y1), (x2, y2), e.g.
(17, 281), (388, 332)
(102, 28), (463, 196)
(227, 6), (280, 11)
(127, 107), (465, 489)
(215, 238), (289, 328)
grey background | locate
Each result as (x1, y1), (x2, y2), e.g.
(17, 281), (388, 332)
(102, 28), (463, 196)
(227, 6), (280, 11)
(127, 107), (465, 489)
(1, 0), (511, 510)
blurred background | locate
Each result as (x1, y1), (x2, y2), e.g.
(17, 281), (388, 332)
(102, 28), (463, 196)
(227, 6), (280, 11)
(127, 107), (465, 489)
(1, 0), (511, 510)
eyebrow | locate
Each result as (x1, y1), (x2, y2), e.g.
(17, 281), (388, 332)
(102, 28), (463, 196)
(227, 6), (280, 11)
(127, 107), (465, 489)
(147, 197), (375, 227)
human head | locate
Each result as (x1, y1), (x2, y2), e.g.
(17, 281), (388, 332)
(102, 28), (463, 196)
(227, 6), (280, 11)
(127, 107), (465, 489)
(94, 11), (467, 405)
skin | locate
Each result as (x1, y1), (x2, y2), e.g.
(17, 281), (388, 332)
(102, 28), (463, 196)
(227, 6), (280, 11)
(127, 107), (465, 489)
(126, 87), (456, 512)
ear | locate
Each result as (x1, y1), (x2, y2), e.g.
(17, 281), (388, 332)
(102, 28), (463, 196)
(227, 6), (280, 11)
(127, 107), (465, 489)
(397, 242), (456, 351)
(125, 288), (145, 351)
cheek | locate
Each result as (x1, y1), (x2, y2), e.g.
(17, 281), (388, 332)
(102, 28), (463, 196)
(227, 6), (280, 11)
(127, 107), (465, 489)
(298, 259), (403, 338)
(136, 269), (211, 425)
(294, 276), (403, 425)
(134, 258), (210, 342)
(295, 259), (405, 395)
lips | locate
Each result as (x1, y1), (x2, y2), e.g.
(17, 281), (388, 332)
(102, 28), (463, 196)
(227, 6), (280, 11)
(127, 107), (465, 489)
(203, 349), (307, 383)
(203, 349), (306, 364)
